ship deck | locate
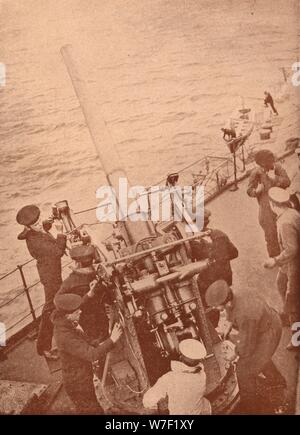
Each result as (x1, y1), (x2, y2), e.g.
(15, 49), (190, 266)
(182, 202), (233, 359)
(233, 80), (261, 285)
(0, 153), (299, 415)
(207, 153), (299, 413)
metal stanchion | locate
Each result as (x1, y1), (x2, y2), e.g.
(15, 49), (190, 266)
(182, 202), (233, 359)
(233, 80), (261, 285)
(17, 265), (37, 323)
(229, 150), (239, 191)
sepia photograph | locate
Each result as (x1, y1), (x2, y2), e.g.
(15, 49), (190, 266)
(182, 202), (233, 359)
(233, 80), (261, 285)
(0, 0), (299, 418)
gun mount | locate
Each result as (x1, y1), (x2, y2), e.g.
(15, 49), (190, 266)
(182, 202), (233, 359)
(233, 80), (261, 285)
(57, 199), (239, 414)
(59, 45), (239, 413)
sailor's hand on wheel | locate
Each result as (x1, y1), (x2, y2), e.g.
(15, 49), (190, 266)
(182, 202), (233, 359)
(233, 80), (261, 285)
(110, 322), (123, 343)
(263, 258), (276, 269)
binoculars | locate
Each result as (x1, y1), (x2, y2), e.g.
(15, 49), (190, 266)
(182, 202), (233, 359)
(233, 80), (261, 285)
(43, 200), (77, 234)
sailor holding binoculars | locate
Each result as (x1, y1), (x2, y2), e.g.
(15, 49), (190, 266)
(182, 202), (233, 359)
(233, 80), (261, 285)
(16, 204), (66, 360)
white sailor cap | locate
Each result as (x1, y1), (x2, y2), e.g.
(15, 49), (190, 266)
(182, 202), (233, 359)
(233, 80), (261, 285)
(179, 339), (207, 361)
(268, 187), (290, 204)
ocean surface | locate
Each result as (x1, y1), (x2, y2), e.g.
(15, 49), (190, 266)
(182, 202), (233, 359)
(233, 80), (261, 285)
(0, 0), (299, 289)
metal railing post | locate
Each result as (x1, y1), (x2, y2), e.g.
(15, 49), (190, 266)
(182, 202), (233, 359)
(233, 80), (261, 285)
(17, 265), (37, 323)
(216, 171), (221, 191)
(241, 145), (246, 172)
(230, 151), (239, 191)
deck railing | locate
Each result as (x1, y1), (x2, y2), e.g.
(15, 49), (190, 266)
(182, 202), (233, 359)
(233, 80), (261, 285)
(1, 83), (297, 345)
(0, 257), (74, 342)
(0, 142), (252, 345)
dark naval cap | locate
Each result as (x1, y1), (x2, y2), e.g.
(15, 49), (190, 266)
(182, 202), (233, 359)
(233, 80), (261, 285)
(254, 149), (275, 167)
(268, 187), (290, 205)
(16, 205), (40, 226)
(70, 245), (95, 261)
(54, 294), (82, 313)
(205, 280), (230, 307)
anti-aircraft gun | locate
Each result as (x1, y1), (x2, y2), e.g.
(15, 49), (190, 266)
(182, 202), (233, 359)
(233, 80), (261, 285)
(57, 45), (239, 414)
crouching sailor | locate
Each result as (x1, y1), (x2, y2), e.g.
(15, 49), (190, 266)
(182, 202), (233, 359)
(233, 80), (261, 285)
(142, 339), (211, 415)
(205, 280), (286, 414)
(52, 293), (123, 414)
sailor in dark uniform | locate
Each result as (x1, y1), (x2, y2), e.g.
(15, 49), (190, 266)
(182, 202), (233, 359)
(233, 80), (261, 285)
(52, 294), (123, 414)
(16, 204), (66, 360)
(247, 150), (290, 258)
(57, 245), (110, 340)
(205, 280), (285, 414)
(264, 91), (278, 115)
(189, 209), (239, 326)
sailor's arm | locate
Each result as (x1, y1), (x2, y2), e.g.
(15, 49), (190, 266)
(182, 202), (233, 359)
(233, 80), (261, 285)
(26, 231), (66, 260)
(218, 232), (239, 261)
(26, 239), (39, 260)
(273, 165), (291, 189)
(62, 323), (122, 362)
(264, 95), (270, 107)
(247, 169), (264, 197)
(235, 318), (258, 358)
(143, 375), (168, 410)
(53, 221), (67, 254)
(62, 333), (114, 362)
(274, 223), (298, 265)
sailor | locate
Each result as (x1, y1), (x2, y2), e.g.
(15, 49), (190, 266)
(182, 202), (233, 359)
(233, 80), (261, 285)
(221, 127), (236, 141)
(264, 91), (278, 115)
(52, 293), (123, 414)
(16, 204), (66, 360)
(247, 150), (290, 257)
(288, 146), (300, 211)
(188, 209), (239, 326)
(142, 339), (211, 415)
(57, 245), (110, 340)
(205, 280), (285, 414)
(263, 187), (300, 348)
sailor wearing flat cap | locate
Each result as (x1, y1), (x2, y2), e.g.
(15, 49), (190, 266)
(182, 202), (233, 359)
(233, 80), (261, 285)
(16, 204), (66, 360)
(264, 188), (300, 347)
(56, 244), (111, 340)
(205, 280), (285, 413)
(189, 208), (238, 328)
(143, 338), (211, 415)
(247, 149), (290, 258)
(52, 293), (123, 414)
